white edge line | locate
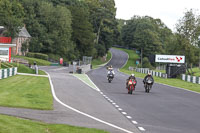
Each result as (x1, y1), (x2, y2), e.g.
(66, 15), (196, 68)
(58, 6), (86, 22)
(85, 74), (100, 91)
(47, 72), (135, 133)
(72, 74), (100, 92)
(17, 73), (48, 77)
(138, 127), (145, 131)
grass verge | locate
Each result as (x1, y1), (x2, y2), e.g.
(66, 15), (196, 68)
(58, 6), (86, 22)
(0, 114), (108, 133)
(92, 51), (112, 69)
(11, 63), (46, 75)
(13, 55), (51, 66)
(118, 48), (200, 93)
(0, 75), (53, 110)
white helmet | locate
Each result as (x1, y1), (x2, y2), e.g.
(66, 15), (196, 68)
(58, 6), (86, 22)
(131, 74), (135, 77)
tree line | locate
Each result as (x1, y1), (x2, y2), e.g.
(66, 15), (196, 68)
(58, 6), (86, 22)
(0, 0), (118, 61)
(0, 0), (199, 68)
(119, 9), (200, 68)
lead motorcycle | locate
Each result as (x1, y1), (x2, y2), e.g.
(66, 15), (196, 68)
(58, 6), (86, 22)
(144, 77), (153, 93)
(107, 71), (114, 83)
(127, 79), (137, 94)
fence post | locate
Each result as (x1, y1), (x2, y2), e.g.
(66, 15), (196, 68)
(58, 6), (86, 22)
(182, 74), (185, 81)
(187, 75), (191, 82)
(192, 76), (196, 84)
(4, 69), (7, 78)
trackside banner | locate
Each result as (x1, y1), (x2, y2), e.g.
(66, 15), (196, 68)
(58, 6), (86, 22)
(155, 55), (185, 63)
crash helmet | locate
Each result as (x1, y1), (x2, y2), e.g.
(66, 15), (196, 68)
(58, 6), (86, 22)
(148, 72), (151, 75)
(131, 74), (135, 77)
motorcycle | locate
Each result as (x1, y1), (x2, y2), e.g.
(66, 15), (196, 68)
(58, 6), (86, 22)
(107, 71), (114, 83)
(144, 77), (153, 93)
(127, 79), (137, 94)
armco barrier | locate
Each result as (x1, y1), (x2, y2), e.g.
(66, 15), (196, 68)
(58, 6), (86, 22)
(135, 68), (167, 78)
(0, 67), (17, 79)
(182, 74), (200, 84)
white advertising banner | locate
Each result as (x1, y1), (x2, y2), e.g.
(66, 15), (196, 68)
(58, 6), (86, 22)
(155, 55), (185, 63)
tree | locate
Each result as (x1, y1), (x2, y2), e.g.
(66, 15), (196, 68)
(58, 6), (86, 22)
(20, 0), (75, 60)
(0, 0), (24, 38)
(85, 0), (118, 56)
(121, 16), (171, 58)
(69, 5), (96, 59)
(175, 9), (200, 67)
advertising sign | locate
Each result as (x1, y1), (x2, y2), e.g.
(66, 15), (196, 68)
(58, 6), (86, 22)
(155, 55), (185, 63)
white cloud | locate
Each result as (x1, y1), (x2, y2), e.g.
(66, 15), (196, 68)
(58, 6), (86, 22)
(115, 0), (200, 31)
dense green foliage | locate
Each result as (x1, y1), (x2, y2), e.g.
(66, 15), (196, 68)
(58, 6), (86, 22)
(0, 0), (24, 37)
(0, 114), (109, 133)
(0, 0), (118, 61)
(120, 10), (200, 68)
(1, 0), (200, 67)
(121, 16), (172, 58)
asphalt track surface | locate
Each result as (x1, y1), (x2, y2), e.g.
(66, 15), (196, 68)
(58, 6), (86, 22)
(0, 66), (140, 133)
(87, 48), (200, 133)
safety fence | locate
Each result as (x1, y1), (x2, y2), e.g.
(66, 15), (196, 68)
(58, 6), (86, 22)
(182, 74), (200, 84)
(135, 68), (168, 78)
(0, 67), (17, 79)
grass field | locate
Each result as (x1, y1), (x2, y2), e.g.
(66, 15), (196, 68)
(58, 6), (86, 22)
(92, 51), (112, 69)
(0, 75), (53, 110)
(0, 114), (108, 133)
(118, 48), (200, 93)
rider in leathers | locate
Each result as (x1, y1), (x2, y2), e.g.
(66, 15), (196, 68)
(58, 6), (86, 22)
(143, 72), (154, 86)
(126, 74), (137, 89)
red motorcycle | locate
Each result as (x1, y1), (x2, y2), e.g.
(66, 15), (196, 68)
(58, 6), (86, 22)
(127, 79), (137, 94)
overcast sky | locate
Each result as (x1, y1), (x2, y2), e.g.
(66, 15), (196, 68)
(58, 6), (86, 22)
(115, 0), (200, 31)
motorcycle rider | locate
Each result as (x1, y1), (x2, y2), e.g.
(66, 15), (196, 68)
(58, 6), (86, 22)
(126, 74), (137, 89)
(143, 72), (154, 86)
(107, 65), (115, 78)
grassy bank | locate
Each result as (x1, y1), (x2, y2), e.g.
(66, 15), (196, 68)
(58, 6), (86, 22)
(0, 75), (53, 110)
(13, 56), (51, 66)
(11, 63), (46, 75)
(92, 51), (112, 69)
(0, 114), (108, 133)
(118, 48), (200, 93)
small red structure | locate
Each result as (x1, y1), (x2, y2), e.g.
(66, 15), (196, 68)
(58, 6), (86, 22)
(0, 37), (16, 62)
(60, 58), (63, 65)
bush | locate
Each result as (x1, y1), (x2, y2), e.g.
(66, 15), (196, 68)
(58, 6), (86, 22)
(142, 57), (153, 69)
(26, 52), (48, 60)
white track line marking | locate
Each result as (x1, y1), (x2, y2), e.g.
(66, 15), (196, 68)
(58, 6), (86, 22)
(132, 121), (138, 124)
(115, 105), (119, 108)
(118, 108), (123, 111)
(138, 127), (145, 131)
(112, 103), (116, 105)
(47, 73), (135, 133)
(122, 112), (127, 115)
(126, 116), (132, 119)
(85, 74), (101, 91)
